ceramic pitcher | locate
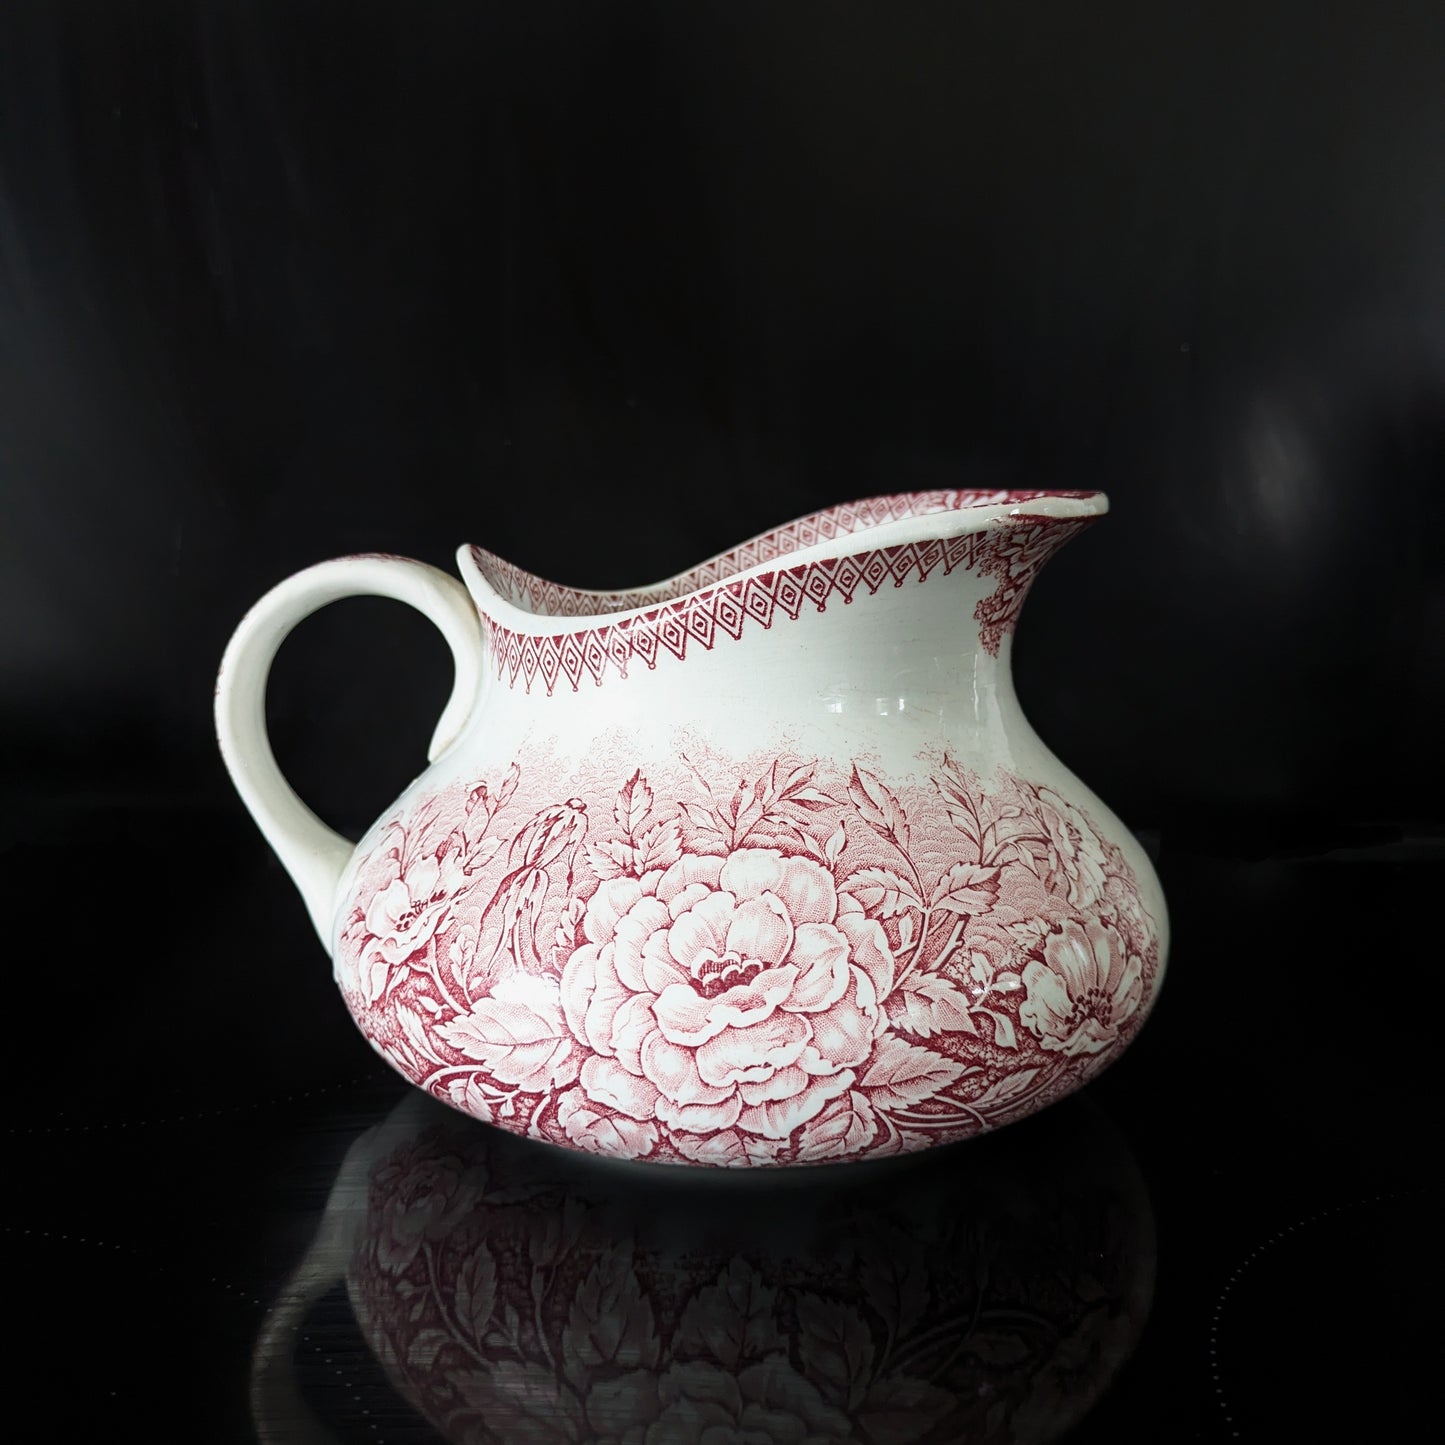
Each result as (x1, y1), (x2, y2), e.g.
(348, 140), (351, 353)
(216, 490), (1167, 1166)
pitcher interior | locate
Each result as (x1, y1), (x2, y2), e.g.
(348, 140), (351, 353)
(466, 488), (1099, 620)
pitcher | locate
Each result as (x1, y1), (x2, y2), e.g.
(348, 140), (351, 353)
(216, 490), (1167, 1166)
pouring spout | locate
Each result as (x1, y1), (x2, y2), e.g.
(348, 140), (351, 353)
(458, 489), (1107, 638)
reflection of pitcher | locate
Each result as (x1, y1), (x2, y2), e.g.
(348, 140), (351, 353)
(252, 1094), (1154, 1444)
(218, 491), (1168, 1165)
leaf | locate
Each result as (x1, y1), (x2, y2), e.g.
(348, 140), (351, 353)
(637, 817), (683, 872)
(678, 751), (715, 799)
(455, 1245), (498, 1341)
(497, 761), (521, 809)
(847, 764), (910, 847)
(795, 1291), (875, 1408)
(946, 807), (983, 853)
(456, 1361), (585, 1443)
(529, 1197), (587, 1270)
(860, 1035), (967, 1110)
(404, 1328), (453, 1369)
(993, 971), (1022, 992)
(887, 976), (978, 1039)
(858, 1372), (954, 1444)
(462, 835), (502, 876)
(799, 1089), (879, 1157)
(977, 1007), (1017, 1049)
(675, 1257), (785, 1368)
(436, 976), (578, 1092)
(897, 912), (914, 951)
(465, 781), (492, 816)
(839, 866), (923, 917)
(859, 1236), (929, 1342)
(613, 769), (654, 837)
(967, 1330), (1031, 1366)
(782, 787), (836, 812)
(931, 862), (1002, 915)
(824, 821), (847, 865)
(970, 1066), (1041, 1110)
(584, 1370), (661, 1438)
(397, 1004), (439, 1062)
(586, 839), (639, 880)
(681, 801), (724, 834)
(562, 1245), (660, 1371)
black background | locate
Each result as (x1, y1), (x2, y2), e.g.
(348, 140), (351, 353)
(2, 2), (1440, 1441)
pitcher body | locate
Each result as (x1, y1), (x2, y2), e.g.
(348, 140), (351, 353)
(218, 491), (1166, 1166)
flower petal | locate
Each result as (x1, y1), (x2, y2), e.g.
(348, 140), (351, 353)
(656, 854), (725, 905)
(408, 855), (440, 897)
(785, 923), (851, 1011)
(1111, 950), (1144, 1025)
(668, 892), (737, 967)
(652, 965), (799, 1047)
(736, 1070), (854, 1139)
(835, 913), (896, 998)
(580, 947), (632, 1058)
(720, 849), (836, 924)
(610, 992), (658, 1075)
(579, 1055), (660, 1120)
(640, 930), (689, 994)
(1044, 921), (1102, 996)
(611, 897), (671, 990)
(694, 1012), (811, 1088)
(666, 881), (714, 921)
(736, 1064), (812, 1106)
(1019, 958), (1075, 1042)
(581, 876), (645, 945)
(365, 878), (413, 938)
(801, 980), (876, 1070)
(724, 895), (794, 966)
(640, 1035), (736, 1107)
(655, 1093), (744, 1134)
(560, 942), (599, 1044)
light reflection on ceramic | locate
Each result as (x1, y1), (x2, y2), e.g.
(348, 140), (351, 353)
(218, 493), (1167, 1164)
(251, 1094), (1154, 1444)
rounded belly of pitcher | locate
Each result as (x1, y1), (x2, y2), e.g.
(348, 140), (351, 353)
(329, 736), (1166, 1168)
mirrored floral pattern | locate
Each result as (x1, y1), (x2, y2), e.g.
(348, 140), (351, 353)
(252, 1094), (1154, 1445)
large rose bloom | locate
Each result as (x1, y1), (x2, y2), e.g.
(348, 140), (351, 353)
(1019, 919), (1142, 1057)
(561, 850), (892, 1141)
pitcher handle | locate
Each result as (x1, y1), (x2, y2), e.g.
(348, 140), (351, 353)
(215, 555), (483, 950)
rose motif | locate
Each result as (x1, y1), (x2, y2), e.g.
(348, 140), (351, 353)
(561, 850), (893, 1144)
(1032, 786), (1107, 909)
(368, 1141), (484, 1275)
(366, 851), (465, 966)
(1019, 920), (1142, 1057)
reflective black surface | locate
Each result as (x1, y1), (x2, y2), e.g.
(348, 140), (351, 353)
(6, 803), (1435, 1440)
(3, 0), (1441, 1438)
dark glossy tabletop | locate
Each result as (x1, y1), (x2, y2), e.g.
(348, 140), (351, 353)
(7, 797), (1433, 1443)
(3, 3), (1442, 1439)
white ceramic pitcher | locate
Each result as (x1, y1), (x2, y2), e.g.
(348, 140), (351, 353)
(217, 490), (1167, 1166)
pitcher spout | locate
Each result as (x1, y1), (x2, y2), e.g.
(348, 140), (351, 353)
(458, 489), (1107, 687)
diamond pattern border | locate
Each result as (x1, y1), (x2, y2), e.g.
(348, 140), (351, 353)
(472, 491), (1096, 693)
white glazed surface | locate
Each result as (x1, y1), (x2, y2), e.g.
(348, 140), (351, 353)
(217, 492), (1167, 1167)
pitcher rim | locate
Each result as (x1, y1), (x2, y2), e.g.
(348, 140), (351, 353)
(458, 488), (1107, 638)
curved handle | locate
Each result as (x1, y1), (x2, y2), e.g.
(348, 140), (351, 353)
(249, 1119), (385, 1444)
(216, 555), (483, 950)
